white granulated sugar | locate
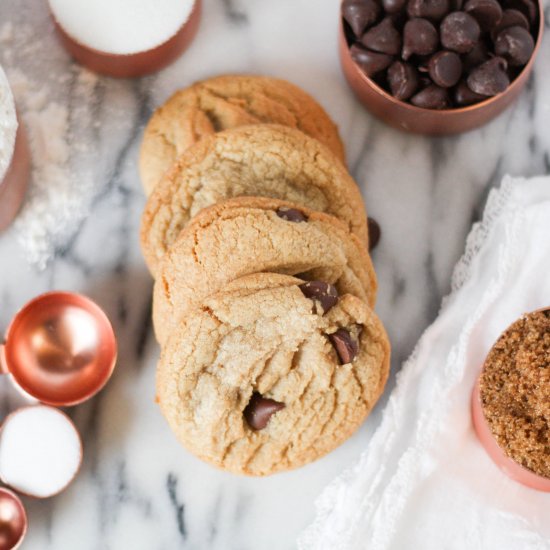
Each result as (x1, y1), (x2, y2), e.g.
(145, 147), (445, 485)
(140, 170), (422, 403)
(0, 406), (81, 498)
(49, 0), (196, 55)
(1, 20), (100, 268)
(0, 65), (17, 182)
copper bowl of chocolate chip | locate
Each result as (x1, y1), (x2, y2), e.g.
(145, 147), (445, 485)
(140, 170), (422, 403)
(339, 0), (544, 134)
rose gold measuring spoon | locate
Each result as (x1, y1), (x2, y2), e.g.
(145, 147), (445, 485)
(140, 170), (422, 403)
(0, 291), (117, 549)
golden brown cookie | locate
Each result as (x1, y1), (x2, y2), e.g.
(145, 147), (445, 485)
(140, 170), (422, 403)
(152, 197), (376, 345)
(157, 272), (390, 476)
(139, 75), (346, 195)
(141, 124), (367, 275)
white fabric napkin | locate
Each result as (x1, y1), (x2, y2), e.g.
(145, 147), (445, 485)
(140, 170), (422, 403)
(299, 175), (550, 550)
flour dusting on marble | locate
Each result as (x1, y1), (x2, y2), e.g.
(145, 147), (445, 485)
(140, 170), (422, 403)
(0, 21), (100, 268)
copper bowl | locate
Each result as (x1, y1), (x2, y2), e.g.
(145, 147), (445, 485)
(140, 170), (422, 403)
(1, 292), (117, 407)
(472, 379), (550, 492)
(471, 307), (550, 492)
(0, 488), (27, 550)
(339, 1), (544, 135)
(0, 118), (30, 233)
(49, 0), (201, 78)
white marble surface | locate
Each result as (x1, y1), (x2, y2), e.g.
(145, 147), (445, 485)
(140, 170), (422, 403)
(0, 0), (548, 548)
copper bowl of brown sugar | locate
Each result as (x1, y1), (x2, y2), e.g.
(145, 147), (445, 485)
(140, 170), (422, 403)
(472, 308), (550, 492)
(339, 0), (544, 134)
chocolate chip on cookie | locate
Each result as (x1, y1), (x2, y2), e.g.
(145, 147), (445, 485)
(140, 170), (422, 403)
(151, 197), (377, 345)
(276, 207), (308, 223)
(156, 273), (390, 475)
(244, 392), (286, 430)
(140, 125), (369, 276)
(367, 217), (381, 250)
(329, 328), (359, 364)
(299, 281), (339, 313)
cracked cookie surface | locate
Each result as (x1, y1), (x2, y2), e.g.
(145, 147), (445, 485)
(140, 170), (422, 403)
(152, 197), (377, 345)
(139, 74), (346, 195)
(157, 272), (390, 476)
(141, 124), (367, 275)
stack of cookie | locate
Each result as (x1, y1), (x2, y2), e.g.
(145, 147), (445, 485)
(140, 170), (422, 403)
(139, 75), (390, 476)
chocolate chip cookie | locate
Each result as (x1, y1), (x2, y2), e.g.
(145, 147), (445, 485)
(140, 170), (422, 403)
(139, 75), (346, 195)
(157, 272), (390, 475)
(152, 196), (377, 345)
(141, 124), (367, 275)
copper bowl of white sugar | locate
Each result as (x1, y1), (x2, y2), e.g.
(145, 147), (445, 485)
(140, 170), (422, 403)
(48, 0), (202, 78)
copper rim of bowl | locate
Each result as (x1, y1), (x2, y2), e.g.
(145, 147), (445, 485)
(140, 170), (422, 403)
(0, 405), (83, 500)
(0, 114), (31, 233)
(471, 306), (550, 492)
(3, 291), (117, 407)
(339, 0), (544, 130)
(49, 0), (202, 78)
(0, 487), (27, 550)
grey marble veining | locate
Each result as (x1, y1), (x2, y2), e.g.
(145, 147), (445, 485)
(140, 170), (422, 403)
(0, 0), (548, 548)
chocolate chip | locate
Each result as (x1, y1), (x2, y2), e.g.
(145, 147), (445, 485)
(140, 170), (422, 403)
(467, 57), (510, 95)
(276, 207), (308, 222)
(440, 12), (481, 53)
(299, 281), (339, 313)
(419, 75), (433, 87)
(328, 328), (359, 364)
(411, 84), (450, 108)
(388, 60), (419, 100)
(492, 9), (530, 39)
(495, 25), (535, 65)
(244, 392), (285, 430)
(504, 0), (537, 24)
(429, 50), (463, 87)
(453, 79), (487, 105)
(368, 217), (381, 250)
(462, 40), (490, 70)
(383, 0), (408, 14)
(402, 18), (439, 60)
(350, 44), (394, 76)
(343, 0), (382, 36)
(464, 0), (503, 30)
(407, 0), (451, 20)
(417, 61), (430, 73)
(361, 17), (402, 55)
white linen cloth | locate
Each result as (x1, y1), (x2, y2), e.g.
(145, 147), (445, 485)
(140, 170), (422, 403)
(299, 175), (550, 550)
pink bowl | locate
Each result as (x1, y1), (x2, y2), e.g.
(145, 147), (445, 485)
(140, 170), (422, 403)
(471, 377), (550, 492)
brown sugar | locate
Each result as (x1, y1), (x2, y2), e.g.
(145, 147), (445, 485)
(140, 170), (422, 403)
(480, 309), (550, 478)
